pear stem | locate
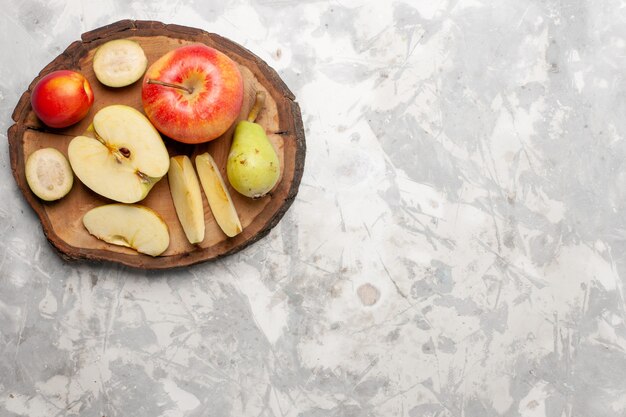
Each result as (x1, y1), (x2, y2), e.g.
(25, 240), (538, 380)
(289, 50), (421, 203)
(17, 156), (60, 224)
(147, 79), (193, 94)
(247, 91), (266, 123)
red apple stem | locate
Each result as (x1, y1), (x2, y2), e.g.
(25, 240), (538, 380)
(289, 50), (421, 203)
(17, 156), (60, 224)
(247, 91), (266, 123)
(147, 79), (193, 94)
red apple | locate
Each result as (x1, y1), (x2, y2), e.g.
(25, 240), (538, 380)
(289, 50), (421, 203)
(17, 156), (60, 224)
(30, 70), (94, 128)
(141, 43), (244, 144)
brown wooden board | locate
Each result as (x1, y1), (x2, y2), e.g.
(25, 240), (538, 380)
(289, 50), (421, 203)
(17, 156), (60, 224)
(7, 20), (306, 270)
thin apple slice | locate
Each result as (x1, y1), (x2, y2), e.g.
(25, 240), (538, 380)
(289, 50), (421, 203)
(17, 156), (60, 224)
(168, 155), (205, 244)
(83, 204), (170, 256)
(68, 105), (170, 203)
(195, 152), (242, 237)
(25, 148), (73, 201)
(93, 39), (148, 87)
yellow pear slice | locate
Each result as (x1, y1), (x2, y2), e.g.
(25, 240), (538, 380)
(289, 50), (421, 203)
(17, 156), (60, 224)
(68, 105), (170, 203)
(83, 204), (170, 256)
(168, 155), (205, 244)
(195, 152), (242, 237)
(25, 148), (73, 201)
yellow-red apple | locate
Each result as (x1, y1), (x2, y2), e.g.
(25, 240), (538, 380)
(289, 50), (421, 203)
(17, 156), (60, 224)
(30, 70), (94, 128)
(141, 43), (244, 144)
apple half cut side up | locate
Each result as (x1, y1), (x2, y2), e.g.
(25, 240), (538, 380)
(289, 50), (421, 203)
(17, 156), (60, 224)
(83, 204), (170, 257)
(195, 153), (243, 238)
(68, 105), (170, 203)
(168, 155), (205, 244)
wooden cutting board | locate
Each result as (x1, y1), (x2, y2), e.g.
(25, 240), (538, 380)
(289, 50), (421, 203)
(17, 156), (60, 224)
(7, 20), (306, 269)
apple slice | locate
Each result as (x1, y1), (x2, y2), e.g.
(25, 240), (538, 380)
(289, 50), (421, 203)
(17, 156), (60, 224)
(168, 155), (205, 244)
(83, 204), (170, 256)
(25, 148), (73, 201)
(195, 152), (242, 237)
(93, 39), (148, 87)
(68, 105), (170, 203)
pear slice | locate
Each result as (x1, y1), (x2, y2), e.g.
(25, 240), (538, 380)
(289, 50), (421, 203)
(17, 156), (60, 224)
(93, 39), (148, 87)
(168, 155), (205, 244)
(68, 105), (170, 203)
(25, 148), (73, 201)
(83, 204), (170, 256)
(195, 153), (242, 237)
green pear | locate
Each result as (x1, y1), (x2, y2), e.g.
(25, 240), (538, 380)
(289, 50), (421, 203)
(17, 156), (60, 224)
(227, 91), (280, 199)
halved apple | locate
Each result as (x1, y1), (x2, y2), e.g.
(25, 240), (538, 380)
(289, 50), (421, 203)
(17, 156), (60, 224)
(168, 155), (205, 244)
(83, 204), (170, 256)
(68, 105), (170, 203)
(195, 152), (242, 237)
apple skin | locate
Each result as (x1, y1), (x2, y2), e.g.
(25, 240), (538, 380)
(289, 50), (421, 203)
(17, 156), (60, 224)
(30, 70), (94, 128)
(141, 43), (244, 144)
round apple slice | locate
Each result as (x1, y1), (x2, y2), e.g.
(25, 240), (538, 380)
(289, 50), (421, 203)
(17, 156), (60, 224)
(83, 204), (170, 256)
(93, 39), (148, 87)
(25, 148), (73, 201)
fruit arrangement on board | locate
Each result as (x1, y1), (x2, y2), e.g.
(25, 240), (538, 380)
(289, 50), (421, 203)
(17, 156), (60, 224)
(25, 39), (282, 257)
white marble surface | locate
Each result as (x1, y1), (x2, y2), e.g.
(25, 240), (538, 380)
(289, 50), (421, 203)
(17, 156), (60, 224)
(1, 1), (626, 416)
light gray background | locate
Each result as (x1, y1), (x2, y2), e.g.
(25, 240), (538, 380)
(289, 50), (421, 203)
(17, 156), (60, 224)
(1, 1), (626, 416)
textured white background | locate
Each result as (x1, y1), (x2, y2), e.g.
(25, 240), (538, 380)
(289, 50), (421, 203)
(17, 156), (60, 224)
(1, 1), (626, 416)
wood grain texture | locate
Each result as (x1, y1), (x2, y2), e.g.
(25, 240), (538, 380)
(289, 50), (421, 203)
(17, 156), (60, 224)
(7, 20), (306, 270)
